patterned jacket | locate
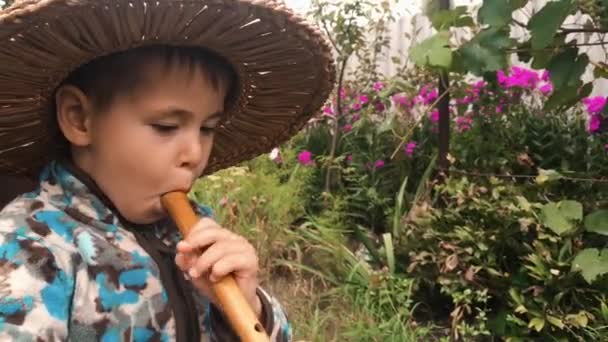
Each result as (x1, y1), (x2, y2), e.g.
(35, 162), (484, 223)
(0, 160), (292, 341)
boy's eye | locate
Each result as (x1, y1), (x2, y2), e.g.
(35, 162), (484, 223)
(151, 124), (178, 133)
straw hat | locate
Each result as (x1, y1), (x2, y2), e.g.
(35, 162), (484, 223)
(0, 0), (335, 179)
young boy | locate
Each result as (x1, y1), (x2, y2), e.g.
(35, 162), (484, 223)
(0, 0), (334, 341)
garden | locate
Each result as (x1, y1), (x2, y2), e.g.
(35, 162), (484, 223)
(186, 0), (608, 340)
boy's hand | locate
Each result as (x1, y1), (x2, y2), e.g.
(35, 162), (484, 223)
(174, 217), (262, 318)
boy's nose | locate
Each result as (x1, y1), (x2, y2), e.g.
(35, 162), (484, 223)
(178, 134), (203, 170)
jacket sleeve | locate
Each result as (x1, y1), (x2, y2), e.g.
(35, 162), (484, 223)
(207, 287), (292, 342)
(0, 230), (73, 341)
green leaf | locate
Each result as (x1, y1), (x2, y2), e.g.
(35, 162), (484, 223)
(548, 48), (588, 89)
(531, 49), (554, 69)
(430, 6), (474, 30)
(584, 210), (608, 236)
(565, 312), (589, 328)
(535, 169), (563, 184)
(601, 301), (608, 322)
(571, 248), (608, 284)
(560, 200), (583, 221)
(511, 0), (528, 10)
(410, 31), (452, 69)
(540, 201), (581, 236)
(544, 82), (592, 112)
(528, 317), (545, 332)
(546, 315), (565, 329)
(594, 64), (608, 78)
(382, 233), (395, 274)
(528, 0), (576, 49)
(479, 0), (512, 28)
(456, 28), (511, 75)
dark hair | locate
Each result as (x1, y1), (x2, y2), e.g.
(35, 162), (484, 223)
(51, 45), (238, 157)
(61, 44), (238, 111)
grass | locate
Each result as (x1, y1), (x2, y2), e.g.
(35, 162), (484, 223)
(190, 159), (439, 341)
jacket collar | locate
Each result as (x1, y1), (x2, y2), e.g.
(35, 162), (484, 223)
(39, 159), (164, 233)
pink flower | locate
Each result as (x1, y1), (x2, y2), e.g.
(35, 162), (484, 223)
(588, 114), (602, 133)
(374, 102), (386, 112)
(351, 114), (361, 122)
(322, 105), (334, 116)
(455, 116), (474, 132)
(473, 80), (487, 89)
(374, 160), (385, 169)
(343, 124), (353, 133)
(346, 155), (353, 163)
(297, 150), (314, 166)
(340, 88), (347, 99)
(495, 105), (503, 114)
(430, 109), (440, 123)
(458, 96), (474, 105)
(541, 70), (550, 82)
(539, 83), (553, 95)
(426, 88), (439, 104)
(372, 82), (385, 92)
(352, 103), (362, 111)
(583, 96), (607, 114)
(497, 67), (540, 89)
(404, 141), (417, 156)
(605, 144), (608, 152)
(392, 94), (409, 107)
(358, 95), (369, 105)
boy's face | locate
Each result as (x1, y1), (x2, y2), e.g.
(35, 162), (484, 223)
(62, 60), (227, 224)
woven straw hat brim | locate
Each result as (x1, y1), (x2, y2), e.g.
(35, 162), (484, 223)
(0, 0), (335, 179)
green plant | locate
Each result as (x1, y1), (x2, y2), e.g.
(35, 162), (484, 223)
(401, 176), (608, 340)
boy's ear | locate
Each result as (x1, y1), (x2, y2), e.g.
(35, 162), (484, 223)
(55, 85), (95, 147)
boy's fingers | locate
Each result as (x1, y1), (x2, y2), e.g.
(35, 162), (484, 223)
(209, 254), (258, 282)
(188, 241), (246, 278)
(182, 226), (241, 250)
(175, 252), (196, 271)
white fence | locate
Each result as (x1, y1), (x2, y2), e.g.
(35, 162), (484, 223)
(342, 0), (608, 96)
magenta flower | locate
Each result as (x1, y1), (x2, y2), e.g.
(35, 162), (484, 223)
(583, 96), (607, 114)
(322, 105), (334, 116)
(351, 114), (361, 122)
(392, 94), (409, 107)
(372, 82), (385, 92)
(473, 80), (487, 89)
(374, 102), (386, 112)
(430, 109), (440, 123)
(539, 83), (553, 95)
(339, 88), (347, 99)
(358, 95), (369, 105)
(425, 88), (439, 104)
(374, 160), (385, 169)
(352, 103), (362, 111)
(346, 155), (353, 162)
(495, 105), (503, 114)
(497, 70), (508, 87)
(497, 67), (540, 89)
(541, 70), (550, 82)
(458, 96), (474, 105)
(343, 124), (353, 133)
(589, 114), (602, 133)
(455, 116), (474, 132)
(404, 141), (417, 156)
(297, 150), (314, 166)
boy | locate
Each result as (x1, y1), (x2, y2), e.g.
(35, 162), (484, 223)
(0, 0), (334, 341)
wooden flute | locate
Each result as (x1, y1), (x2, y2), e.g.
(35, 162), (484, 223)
(161, 191), (271, 342)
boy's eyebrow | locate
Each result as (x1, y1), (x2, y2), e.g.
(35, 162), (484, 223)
(153, 106), (224, 121)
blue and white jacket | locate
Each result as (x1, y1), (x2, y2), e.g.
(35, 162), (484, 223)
(0, 160), (292, 341)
